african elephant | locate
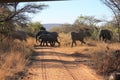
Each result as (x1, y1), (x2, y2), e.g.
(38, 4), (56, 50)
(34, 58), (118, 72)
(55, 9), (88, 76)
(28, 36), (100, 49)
(36, 30), (60, 47)
(99, 29), (113, 42)
(71, 29), (91, 47)
(8, 30), (27, 42)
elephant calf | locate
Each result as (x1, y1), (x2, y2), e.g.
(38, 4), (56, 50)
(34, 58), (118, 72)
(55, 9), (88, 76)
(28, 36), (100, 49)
(8, 30), (27, 42)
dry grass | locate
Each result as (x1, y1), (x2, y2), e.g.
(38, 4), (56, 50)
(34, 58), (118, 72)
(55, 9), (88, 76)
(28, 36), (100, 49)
(26, 37), (36, 48)
(90, 42), (120, 76)
(0, 37), (35, 80)
(58, 33), (71, 47)
(0, 52), (29, 80)
(59, 33), (120, 77)
(1, 32), (118, 79)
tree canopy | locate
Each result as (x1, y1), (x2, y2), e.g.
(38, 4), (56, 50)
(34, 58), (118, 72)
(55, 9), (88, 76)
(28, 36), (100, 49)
(101, 0), (120, 41)
(0, 3), (48, 26)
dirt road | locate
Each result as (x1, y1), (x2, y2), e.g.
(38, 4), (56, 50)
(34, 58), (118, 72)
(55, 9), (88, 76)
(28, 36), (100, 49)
(22, 47), (104, 80)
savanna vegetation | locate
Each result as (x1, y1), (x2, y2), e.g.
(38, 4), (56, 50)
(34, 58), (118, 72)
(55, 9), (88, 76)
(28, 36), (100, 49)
(0, 0), (120, 80)
(49, 0), (120, 78)
(50, 16), (120, 79)
(0, 2), (48, 80)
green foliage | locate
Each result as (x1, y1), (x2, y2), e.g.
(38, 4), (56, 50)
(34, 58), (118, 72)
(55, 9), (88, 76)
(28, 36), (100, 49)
(0, 22), (15, 35)
(89, 27), (99, 40)
(23, 22), (46, 37)
(0, 3), (48, 24)
(74, 15), (101, 26)
(49, 26), (61, 33)
(101, 0), (120, 42)
(0, 3), (48, 35)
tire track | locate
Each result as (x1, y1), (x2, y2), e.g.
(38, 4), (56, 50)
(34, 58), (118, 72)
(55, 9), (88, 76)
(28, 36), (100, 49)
(41, 49), (75, 80)
(23, 47), (103, 80)
(55, 53), (79, 80)
(41, 55), (47, 80)
(55, 50), (103, 80)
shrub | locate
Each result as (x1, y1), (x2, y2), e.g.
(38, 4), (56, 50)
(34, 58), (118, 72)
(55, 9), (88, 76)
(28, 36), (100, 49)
(58, 32), (71, 47)
(0, 38), (32, 80)
(91, 43), (120, 76)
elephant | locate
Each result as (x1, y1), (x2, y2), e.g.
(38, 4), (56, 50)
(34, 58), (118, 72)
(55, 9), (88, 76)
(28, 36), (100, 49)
(36, 30), (60, 47)
(38, 34), (56, 46)
(71, 29), (91, 47)
(99, 29), (113, 42)
(36, 30), (49, 43)
(8, 30), (27, 42)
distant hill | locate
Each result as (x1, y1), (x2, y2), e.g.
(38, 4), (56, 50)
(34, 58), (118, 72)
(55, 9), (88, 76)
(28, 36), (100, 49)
(42, 24), (62, 30)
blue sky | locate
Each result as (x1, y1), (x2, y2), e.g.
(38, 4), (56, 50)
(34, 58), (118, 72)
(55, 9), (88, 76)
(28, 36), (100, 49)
(30, 0), (113, 24)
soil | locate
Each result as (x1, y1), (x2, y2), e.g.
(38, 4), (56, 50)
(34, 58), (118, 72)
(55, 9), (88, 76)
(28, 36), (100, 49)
(21, 46), (104, 80)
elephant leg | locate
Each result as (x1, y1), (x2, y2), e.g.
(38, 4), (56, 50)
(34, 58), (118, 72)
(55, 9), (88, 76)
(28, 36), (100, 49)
(39, 40), (43, 46)
(56, 41), (60, 46)
(50, 41), (54, 47)
(55, 39), (60, 47)
(74, 41), (77, 46)
(71, 42), (73, 47)
(71, 41), (74, 47)
(43, 41), (48, 46)
(80, 40), (86, 44)
(104, 39), (107, 42)
(71, 40), (76, 47)
(49, 40), (55, 47)
(40, 42), (42, 46)
(46, 41), (49, 46)
(43, 42), (45, 46)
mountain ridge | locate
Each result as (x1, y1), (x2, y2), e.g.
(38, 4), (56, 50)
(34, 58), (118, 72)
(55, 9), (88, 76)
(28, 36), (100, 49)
(42, 23), (62, 30)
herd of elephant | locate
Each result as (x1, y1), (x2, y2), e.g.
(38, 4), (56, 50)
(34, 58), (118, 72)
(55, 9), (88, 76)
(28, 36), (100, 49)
(1, 28), (112, 47)
(36, 29), (113, 47)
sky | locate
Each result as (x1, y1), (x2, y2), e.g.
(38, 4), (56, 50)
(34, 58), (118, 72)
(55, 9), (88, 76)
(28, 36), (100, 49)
(30, 0), (113, 24)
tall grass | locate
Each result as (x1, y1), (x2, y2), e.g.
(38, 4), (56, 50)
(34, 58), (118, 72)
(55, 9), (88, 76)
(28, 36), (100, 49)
(59, 33), (71, 47)
(0, 37), (34, 80)
(59, 33), (120, 78)
(90, 42), (120, 76)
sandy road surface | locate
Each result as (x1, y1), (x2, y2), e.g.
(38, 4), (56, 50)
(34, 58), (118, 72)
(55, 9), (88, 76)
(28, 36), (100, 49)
(22, 47), (104, 80)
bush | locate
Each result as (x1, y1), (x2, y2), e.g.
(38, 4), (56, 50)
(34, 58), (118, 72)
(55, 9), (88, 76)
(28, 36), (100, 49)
(58, 32), (71, 47)
(0, 39), (32, 80)
(91, 43), (120, 76)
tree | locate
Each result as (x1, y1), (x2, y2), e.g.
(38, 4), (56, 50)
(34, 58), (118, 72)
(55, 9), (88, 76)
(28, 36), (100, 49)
(101, 0), (120, 41)
(0, 3), (48, 29)
(0, 2), (48, 40)
(73, 15), (102, 39)
(24, 22), (46, 37)
(74, 15), (101, 27)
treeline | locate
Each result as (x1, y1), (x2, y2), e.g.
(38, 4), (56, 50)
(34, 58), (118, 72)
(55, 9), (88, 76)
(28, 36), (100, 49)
(49, 15), (119, 41)
(0, 3), (48, 42)
(0, 3), (119, 42)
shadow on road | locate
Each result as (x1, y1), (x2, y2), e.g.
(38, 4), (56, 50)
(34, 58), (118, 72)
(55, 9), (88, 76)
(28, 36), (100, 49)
(29, 47), (91, 68)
